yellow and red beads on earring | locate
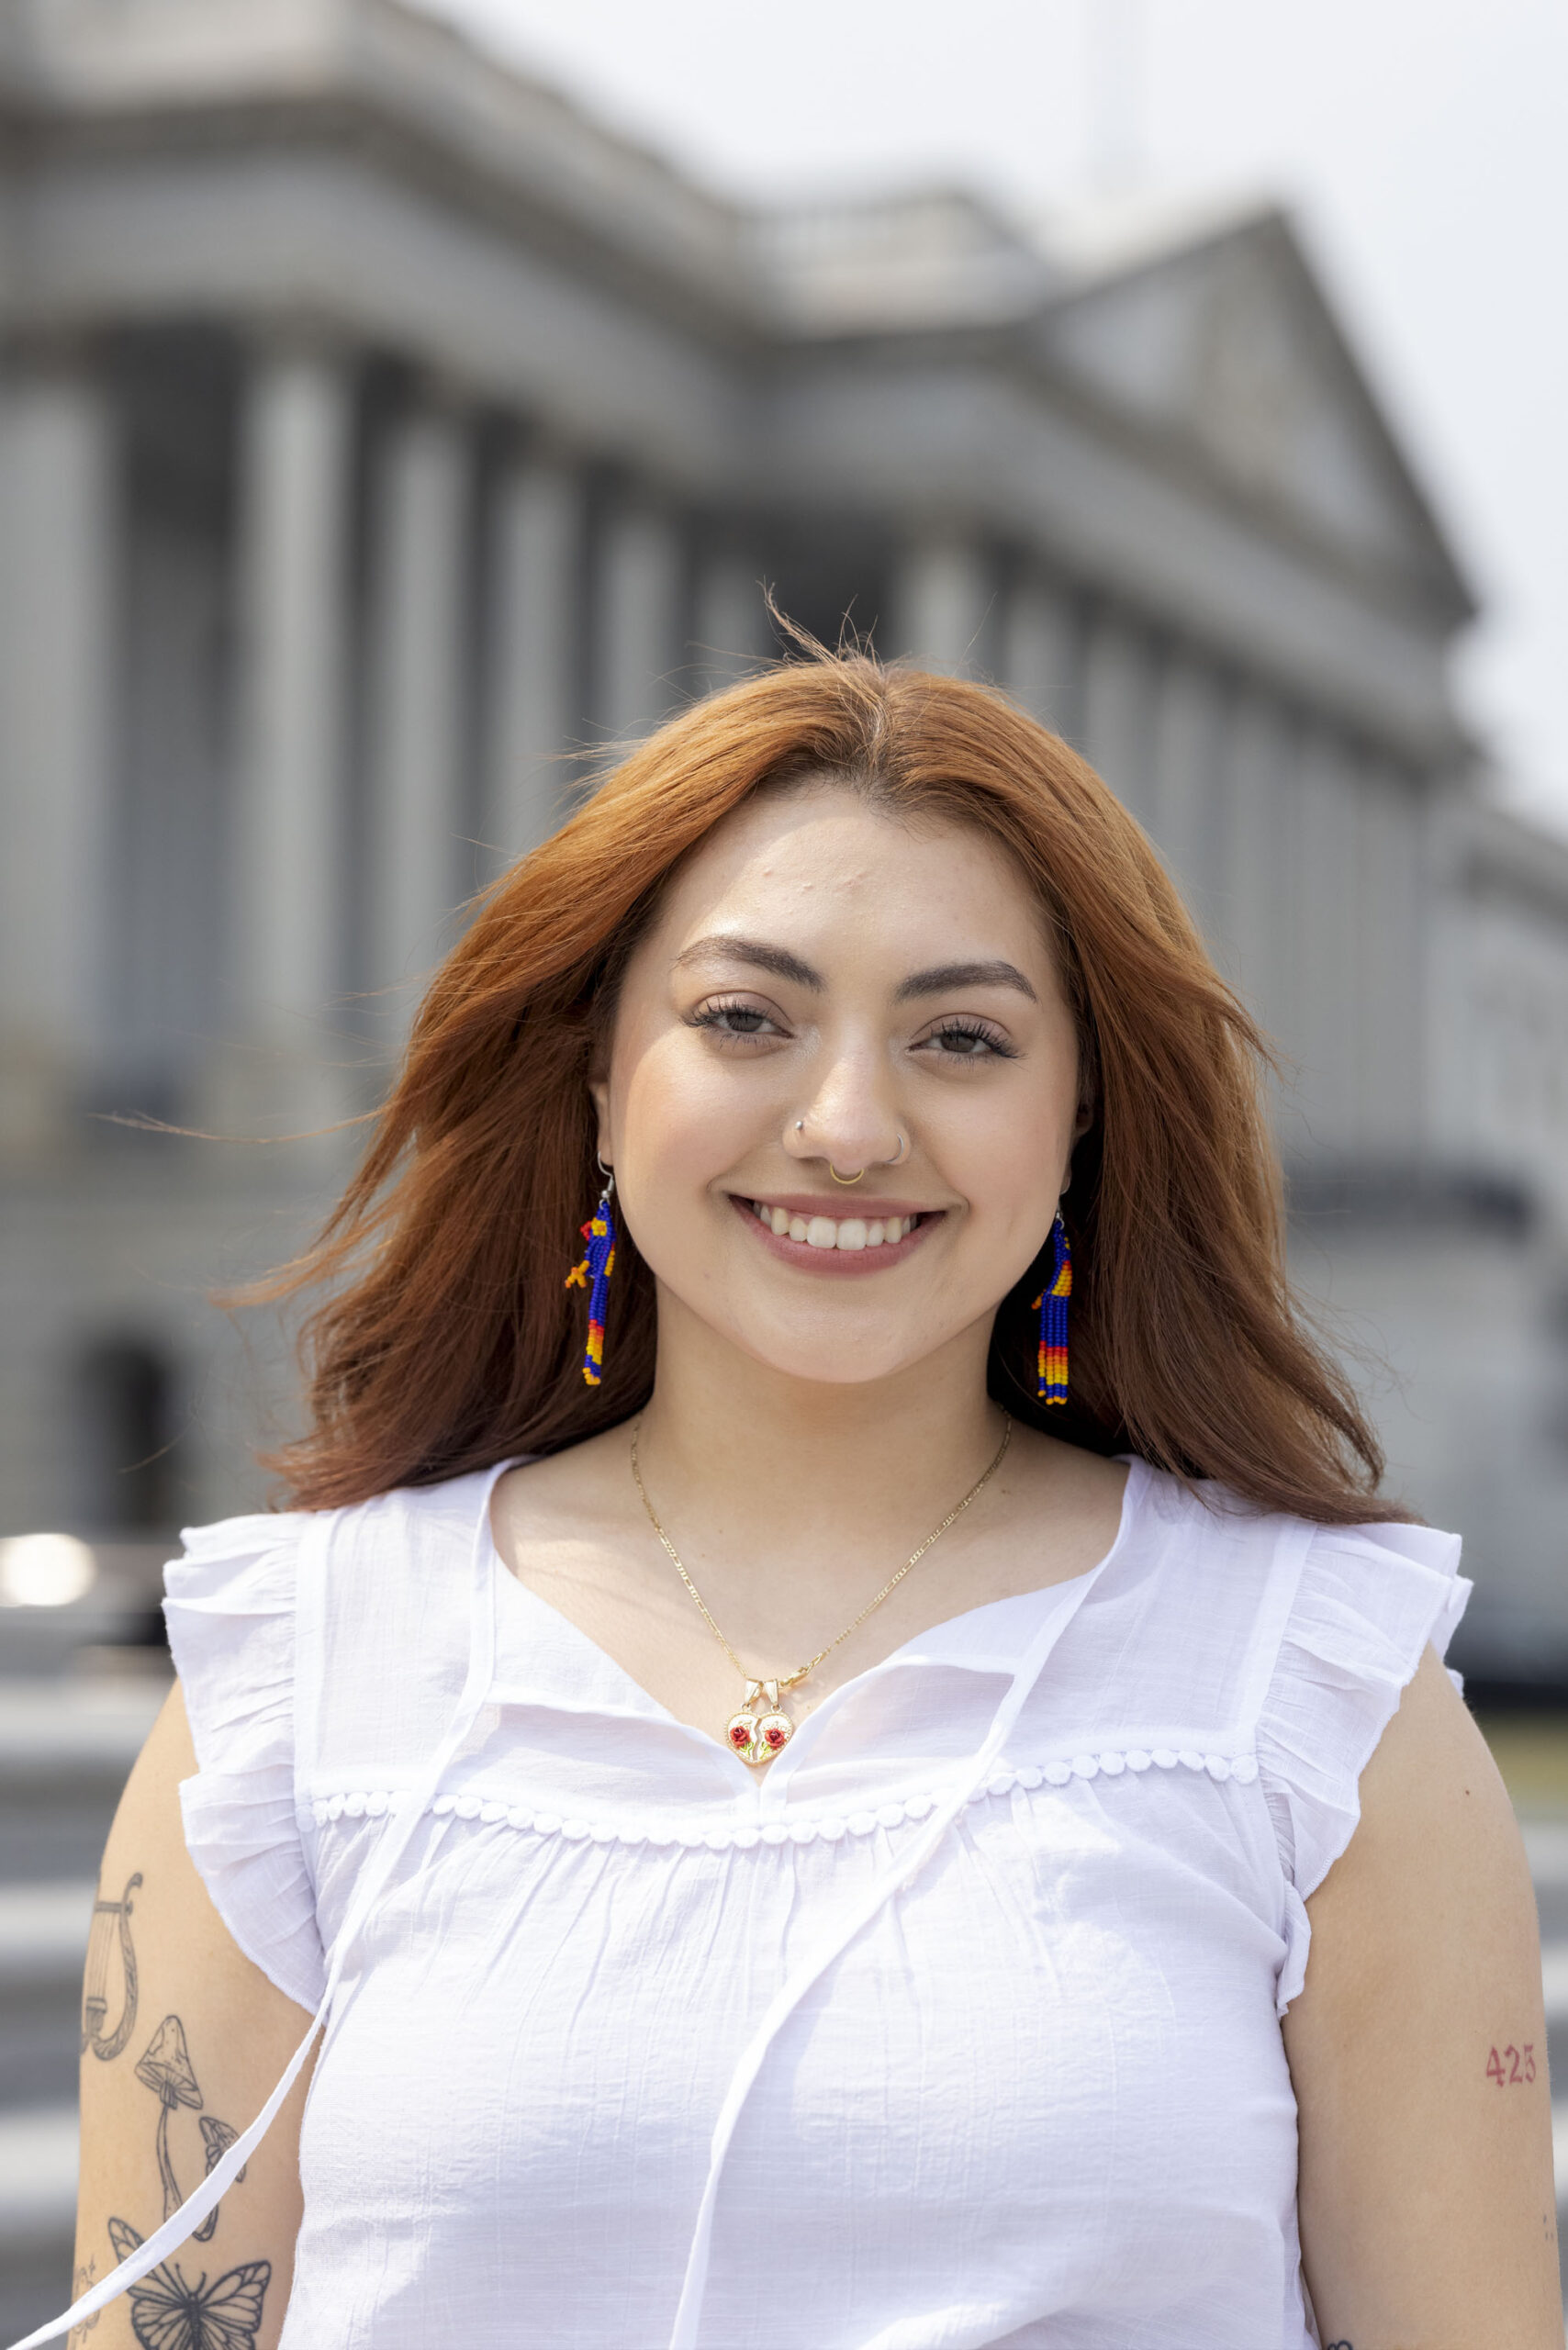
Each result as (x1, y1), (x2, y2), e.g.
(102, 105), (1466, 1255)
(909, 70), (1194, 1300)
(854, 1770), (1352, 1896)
(565, 1170), (618, 1386)
(1031, 1213), (1071, 1404)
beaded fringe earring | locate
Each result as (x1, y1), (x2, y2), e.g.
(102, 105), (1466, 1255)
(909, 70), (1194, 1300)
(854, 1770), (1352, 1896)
(565, 1164), (618, 1387)
(1032, 1211), (1071, 1405)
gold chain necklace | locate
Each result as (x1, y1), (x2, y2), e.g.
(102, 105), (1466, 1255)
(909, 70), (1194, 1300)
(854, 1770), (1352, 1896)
(629, 1415), (1013, 1765)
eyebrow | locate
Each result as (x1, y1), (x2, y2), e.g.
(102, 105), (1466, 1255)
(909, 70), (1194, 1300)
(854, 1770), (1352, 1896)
(670, 935), (1038, 1005)
(670, 935), (824, 988)
(892, 959), (1039, 1005)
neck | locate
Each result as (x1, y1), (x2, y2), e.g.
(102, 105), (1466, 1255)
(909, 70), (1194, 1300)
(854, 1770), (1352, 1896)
(633, 1289), (1008, 1579)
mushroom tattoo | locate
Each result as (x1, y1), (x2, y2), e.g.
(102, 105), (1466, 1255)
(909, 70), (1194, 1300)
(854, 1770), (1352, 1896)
(134, 2016), (203, 2220)
(193, 2115), (246, 2242)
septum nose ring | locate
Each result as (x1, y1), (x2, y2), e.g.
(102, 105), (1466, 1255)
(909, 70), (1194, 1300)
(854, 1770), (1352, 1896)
(794, 1121), (909, 1182)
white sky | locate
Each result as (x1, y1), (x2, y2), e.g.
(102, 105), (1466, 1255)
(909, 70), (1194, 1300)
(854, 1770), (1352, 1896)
(428, 0), (1568, 827)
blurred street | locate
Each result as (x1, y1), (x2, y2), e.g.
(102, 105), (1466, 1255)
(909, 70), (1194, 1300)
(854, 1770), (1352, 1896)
(0, 1668), (166, 2337)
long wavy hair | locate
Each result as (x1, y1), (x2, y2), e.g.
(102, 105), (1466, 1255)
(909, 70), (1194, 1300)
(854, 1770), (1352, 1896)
(252, 647), (1395, 1523)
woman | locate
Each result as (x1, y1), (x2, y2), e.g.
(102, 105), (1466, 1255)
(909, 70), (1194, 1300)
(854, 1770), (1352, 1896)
(46, 653), (1558, 2348)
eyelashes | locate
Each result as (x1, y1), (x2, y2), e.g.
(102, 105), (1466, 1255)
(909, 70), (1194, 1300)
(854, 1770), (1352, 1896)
(689, 999), (778, 1042)
(925, 1018), (1018, 1061)
(688, 1000), (1018, 1060)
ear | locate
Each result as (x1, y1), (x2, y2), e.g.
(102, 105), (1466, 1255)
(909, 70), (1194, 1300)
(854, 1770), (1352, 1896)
(588, 1076), (612, 1164)
(1071, 1091), (1094, 1143)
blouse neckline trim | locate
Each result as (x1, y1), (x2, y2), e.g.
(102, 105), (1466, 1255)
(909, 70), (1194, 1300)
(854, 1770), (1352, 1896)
(481, 1454), (1148, 1774)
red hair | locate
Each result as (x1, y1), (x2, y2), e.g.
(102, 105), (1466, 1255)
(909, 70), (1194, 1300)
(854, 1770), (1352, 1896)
(254, 650), (1396, 1523)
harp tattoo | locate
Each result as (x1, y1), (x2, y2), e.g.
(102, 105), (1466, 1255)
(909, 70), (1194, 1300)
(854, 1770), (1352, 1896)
(82, 1873), (142, 2062)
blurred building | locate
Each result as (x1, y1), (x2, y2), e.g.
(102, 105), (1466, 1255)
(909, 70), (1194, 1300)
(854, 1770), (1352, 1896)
(1, 0), (1566, 1670)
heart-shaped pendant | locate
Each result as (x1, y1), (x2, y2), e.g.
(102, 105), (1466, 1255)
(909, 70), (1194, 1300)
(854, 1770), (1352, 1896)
(726, 1680), (795, 1766)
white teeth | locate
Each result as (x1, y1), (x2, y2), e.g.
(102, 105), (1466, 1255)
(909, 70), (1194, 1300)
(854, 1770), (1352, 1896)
(750, 1203), (924, 1248)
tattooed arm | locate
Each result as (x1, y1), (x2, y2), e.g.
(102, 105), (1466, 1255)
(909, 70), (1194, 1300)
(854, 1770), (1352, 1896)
(73, 1684), (314, 2350)
(1284, 1649), (1560, 2347)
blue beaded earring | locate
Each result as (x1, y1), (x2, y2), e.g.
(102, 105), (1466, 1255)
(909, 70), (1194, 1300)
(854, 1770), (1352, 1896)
(565, 1160), (617, 1387)
(1032, 1211), (1071, 1405)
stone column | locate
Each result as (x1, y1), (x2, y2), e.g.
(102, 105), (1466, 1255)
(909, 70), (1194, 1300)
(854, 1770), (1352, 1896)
(1218, 689), (1298, 1060)
(595, 494), (684, 744)
(230, 336), (353, 1129)
(364, 393), (471, 1021)
(1002, 572), (1080, 739)
(690, 538), (769, 699)
(484, 448), (584, 860)
(1081, 605), (1157, 828)
(1148, 651), (1225, 923)
(1291, 724), (1361, 1156)
(888, 533), (992, 675)
(0, 348), (117, 1154)
(1354, 757), (1426, 1158)
(1421, 773), (1480, 1173)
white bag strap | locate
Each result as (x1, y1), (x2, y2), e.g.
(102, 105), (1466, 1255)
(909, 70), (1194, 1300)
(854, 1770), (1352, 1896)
(665, 1551), (1111, 2350)
(6, 1463), (509, 2350)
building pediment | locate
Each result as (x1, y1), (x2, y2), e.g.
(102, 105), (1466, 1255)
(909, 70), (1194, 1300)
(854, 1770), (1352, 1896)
(1036, 202), (1473, 623)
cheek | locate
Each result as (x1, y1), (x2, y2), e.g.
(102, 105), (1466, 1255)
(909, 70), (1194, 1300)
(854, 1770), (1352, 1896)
(937, 1073), (1072, 1204)
(616, 1033), (767, 1189)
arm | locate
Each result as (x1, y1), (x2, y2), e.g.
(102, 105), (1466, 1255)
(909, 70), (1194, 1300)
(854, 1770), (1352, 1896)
(72, 1684), (314, 2350)
(1284, 1647), (1560, 2348)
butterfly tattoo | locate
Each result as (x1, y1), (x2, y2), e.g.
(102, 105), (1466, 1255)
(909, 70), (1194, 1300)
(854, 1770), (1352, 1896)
(106, 2218), (270, 2350)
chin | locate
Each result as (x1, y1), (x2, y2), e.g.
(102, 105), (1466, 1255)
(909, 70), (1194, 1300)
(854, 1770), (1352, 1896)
(726, 1324), (938, 1388)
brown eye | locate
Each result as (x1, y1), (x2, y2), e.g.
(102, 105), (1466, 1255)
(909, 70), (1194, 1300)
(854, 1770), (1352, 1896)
(924, 1021), (1016, 1060)
(691, 1000), (780, 1040)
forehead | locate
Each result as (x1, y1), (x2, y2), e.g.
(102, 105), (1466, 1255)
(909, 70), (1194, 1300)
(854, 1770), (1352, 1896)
(648, 781), (1050, 961)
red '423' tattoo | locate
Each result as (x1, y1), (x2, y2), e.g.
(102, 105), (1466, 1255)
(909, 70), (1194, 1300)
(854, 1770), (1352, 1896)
(1485, 2042), (1536, 2086)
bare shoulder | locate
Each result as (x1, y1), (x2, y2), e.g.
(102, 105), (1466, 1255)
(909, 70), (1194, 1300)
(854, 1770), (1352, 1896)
(1314, 1647), (1536, 1964)
(1284, 1649), (1561, 2344)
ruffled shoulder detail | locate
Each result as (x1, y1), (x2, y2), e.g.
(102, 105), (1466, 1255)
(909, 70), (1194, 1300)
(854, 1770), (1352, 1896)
(163, 1514), (326, 2013)
(1258, 1518), (1470, 2013)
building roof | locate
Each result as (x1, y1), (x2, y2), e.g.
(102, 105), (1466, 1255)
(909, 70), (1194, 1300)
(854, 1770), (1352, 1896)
(0, 0), (1476, 744)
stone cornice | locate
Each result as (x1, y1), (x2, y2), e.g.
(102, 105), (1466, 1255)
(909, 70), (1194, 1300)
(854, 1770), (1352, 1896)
(0, 0), (759, 338)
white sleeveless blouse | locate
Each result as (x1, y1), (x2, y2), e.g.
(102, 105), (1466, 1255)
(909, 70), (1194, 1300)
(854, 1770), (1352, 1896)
(151, 1456), (1465, 2350)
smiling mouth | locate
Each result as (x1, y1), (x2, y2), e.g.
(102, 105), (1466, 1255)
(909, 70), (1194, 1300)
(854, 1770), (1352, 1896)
(739, 1198), (935, 1252)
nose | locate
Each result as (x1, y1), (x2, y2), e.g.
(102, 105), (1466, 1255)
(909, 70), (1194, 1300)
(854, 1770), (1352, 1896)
(786, 1043), (904, 1175)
